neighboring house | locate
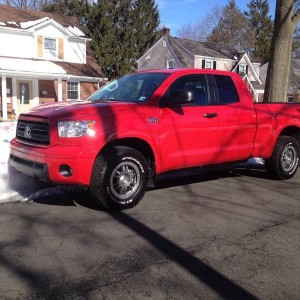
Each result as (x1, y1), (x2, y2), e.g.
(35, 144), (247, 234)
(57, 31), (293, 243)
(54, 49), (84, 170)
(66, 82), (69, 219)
(0, 5), (106, 120)
(138, 28), (264, 102)
(260, 59), (300, 102)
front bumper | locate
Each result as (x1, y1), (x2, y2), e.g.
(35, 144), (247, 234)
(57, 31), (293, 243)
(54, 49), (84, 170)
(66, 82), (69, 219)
(10, 154), (49, 182)
(9, 139), (98, 186)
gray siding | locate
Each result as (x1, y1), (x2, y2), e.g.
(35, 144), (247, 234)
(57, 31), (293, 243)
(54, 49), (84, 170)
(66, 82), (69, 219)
(138, 38), (181, 71)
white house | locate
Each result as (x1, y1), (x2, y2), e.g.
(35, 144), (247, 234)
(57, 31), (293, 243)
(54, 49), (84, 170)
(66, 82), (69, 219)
(0, 5), (106, 120)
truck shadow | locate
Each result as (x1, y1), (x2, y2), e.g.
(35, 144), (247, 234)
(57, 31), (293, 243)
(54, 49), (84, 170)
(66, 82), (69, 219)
(28, 164), (279, 299)
(33, 187), (258, 299)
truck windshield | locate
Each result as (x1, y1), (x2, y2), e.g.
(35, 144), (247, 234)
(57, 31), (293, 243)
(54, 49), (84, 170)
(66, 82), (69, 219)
(88, 73), (170, 103)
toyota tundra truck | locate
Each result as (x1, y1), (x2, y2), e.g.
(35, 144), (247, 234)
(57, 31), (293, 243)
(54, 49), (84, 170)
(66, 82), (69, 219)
(10, 69), (300, 209)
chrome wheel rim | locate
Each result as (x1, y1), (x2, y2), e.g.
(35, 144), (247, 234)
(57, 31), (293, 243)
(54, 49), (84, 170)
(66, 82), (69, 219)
(281, 145), (297, 173)
(110, 162), (140, 200)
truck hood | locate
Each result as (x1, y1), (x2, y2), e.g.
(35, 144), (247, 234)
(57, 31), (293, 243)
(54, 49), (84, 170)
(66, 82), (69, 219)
(21, 100), (135, 119)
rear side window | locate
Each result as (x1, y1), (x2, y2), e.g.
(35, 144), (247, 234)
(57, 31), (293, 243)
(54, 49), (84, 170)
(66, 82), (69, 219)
(214, 75), (239, 104)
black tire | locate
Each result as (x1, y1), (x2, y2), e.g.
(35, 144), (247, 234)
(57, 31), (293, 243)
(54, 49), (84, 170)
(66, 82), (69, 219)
(265, 136), (300, 180)
(89, 146), (149, 210)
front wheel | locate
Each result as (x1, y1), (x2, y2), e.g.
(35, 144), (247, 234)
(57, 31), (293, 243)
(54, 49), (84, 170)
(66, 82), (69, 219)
(265, 136), (300, 180)
(89, 146), (149, 210)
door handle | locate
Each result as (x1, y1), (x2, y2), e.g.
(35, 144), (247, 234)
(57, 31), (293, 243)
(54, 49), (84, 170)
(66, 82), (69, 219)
(204, 113), (217, 118)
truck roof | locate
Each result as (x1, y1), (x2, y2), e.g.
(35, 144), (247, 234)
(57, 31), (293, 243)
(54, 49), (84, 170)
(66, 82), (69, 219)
(136, 68), (236, 77)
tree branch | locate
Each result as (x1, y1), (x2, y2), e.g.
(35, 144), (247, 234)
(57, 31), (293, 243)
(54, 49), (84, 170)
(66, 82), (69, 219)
(292, 7), (300, 30)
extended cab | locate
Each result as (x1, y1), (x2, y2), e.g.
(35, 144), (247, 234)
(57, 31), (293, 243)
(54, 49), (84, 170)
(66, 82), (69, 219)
(10, 69), (300, 209)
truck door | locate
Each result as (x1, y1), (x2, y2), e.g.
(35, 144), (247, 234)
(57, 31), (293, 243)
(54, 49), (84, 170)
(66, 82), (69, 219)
(212, 74), (257, 163)
(159, 74), (219, 172)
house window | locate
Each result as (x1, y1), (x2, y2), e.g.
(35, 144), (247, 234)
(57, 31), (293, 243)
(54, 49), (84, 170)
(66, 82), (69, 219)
(202, 59), (216, 69)
(205, 60), (213, 69)
(44, 38), (57, 58)
(167, 59), (174, 69)
(67, 82), (79, 100)
(162, 40), (166, 48)
(238, 64), (247, 75)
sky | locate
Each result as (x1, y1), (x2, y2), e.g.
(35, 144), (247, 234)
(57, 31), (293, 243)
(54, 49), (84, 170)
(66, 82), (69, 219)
(156, 0), (277, 35)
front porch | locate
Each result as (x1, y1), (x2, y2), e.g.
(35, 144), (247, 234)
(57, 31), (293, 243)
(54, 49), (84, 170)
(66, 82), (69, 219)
(0, 57), (66, 120)
(0, 75), (64, 120)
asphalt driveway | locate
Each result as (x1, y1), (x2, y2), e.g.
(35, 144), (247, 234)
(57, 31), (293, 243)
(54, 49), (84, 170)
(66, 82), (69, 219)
(0, 165), (299, 299)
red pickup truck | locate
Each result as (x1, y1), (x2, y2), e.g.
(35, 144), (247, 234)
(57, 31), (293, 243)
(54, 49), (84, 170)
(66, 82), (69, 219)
(10, 69), (300, 209)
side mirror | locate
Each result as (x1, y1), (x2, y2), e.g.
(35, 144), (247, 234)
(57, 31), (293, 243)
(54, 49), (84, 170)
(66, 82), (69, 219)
(162, 90), (194, 107)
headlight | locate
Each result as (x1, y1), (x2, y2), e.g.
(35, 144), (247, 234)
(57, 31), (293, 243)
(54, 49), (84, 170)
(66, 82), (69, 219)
(58, 120), (95, 137)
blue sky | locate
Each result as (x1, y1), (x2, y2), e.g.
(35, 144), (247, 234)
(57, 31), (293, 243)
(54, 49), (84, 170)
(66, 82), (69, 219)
(156, 0), (276, 34)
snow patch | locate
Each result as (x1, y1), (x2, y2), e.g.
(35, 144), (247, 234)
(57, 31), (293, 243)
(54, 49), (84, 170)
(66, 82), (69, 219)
(7, 21), (19, 27)
(0, 22), (6, 26)
(20, 17), (49, 29)
(66, 26), (85, 37)
(0, 191), (20, 203)
(23, 185), (85, 202)
(0, 122), (16, 182)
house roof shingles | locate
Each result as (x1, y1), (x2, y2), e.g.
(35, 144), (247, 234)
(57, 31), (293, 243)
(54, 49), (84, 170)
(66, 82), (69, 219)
(170, 36), (241, 60)
(0, 5), (104, 79)
(0, 5), (80, 29)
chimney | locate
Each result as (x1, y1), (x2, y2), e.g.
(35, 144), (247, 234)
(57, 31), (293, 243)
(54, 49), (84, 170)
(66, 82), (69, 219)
(162, 27), (170, 36)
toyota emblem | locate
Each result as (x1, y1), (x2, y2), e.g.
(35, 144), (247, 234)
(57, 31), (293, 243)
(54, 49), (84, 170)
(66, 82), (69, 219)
(24, 125), (31, 138)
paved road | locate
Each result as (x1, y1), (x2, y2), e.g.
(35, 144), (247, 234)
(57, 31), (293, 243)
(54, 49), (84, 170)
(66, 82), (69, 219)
(0, 164), (299, 299)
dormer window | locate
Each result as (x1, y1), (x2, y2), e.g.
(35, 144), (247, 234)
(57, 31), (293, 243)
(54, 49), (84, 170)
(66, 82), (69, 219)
(44, 38), (57, 58)
(202, 59), (217, 70)
(205, 59), (213, 69)
(238, 64), (247, 75)
(167, 59), (174, 69)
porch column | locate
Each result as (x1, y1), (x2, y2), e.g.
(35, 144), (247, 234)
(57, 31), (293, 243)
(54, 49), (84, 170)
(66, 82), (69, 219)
(12, 77), (18, 113)
(33, 78), (39, 107)
(12, 78), (17, 114)
(1, 75), (7, 120)
(58, 77), (62, 101)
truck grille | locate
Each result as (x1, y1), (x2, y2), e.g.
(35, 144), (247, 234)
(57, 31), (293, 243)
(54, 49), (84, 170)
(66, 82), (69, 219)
(16, 120), (50, 145)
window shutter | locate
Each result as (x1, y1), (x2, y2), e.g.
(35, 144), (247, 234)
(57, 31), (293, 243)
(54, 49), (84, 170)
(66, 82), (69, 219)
(37, 35), (43, 58)
(202, 60), (205, 69)
(237, 65), (240, 74)
(58, 38), (64, 59)
(246, 65), (249, 75)
(213, 61), (217, 70)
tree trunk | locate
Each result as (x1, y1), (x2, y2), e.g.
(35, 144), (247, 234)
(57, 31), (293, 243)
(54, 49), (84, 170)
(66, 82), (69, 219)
(263, 0), (300, 102)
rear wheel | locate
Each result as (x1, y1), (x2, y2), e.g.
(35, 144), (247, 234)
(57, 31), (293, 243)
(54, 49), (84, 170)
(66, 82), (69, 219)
(89, 146), (149, 210)
(265, 136), (300, 180)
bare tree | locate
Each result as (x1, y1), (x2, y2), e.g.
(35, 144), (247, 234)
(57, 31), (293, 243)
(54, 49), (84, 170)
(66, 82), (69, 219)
(176, 6), (222, 41)
(176, 23), (198, 41)
(263, 0), (300, 102)
(0, 0), (51, 10)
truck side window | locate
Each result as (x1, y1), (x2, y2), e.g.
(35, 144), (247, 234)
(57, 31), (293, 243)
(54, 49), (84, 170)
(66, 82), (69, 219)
(163, 75), (209, 106)
(214, 75), (239, 104)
